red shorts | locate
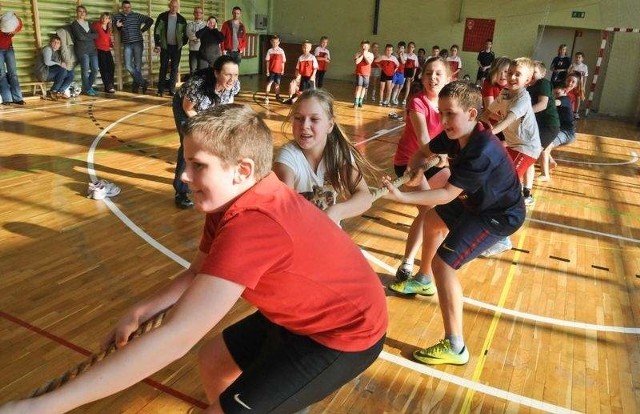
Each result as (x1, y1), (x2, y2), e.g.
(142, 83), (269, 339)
(506, 148), (536, 179)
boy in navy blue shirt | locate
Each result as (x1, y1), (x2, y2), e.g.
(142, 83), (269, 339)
(384, 80), (525, 365)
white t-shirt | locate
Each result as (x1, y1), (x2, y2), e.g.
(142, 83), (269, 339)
(275, 142), (328, 193)
(569, 62), (589, 78)
(488, 88), (541, 159)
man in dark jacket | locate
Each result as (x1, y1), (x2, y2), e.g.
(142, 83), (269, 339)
(154, 0), (188, 96)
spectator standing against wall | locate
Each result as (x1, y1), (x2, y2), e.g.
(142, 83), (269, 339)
(153, 0), (187, 97)
(114, 0), (154, 94)
(92, 12), (116, 93)
(70, 5), (99, 96)
(476, 39), (495, 85)
(0, 10), (25, 105)
(186, 6), (206, 73)
(220, 6), (246, 65)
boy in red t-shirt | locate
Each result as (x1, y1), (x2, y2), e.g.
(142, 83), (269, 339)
(0, 104), (388, 414)
(283, 40), (318, 104)
(314, 35), (330, 88)
(264, 34), (286, 104)
(353, 40), (374, 108)
(374, 43), (399, 106)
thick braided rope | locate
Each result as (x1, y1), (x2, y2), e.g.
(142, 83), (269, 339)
(29, 308), (171, 398)
(370, 154), (444, 201)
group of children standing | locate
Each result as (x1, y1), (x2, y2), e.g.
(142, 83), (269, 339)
(263, 35), (331, 104)
(263, 35), (467, 110)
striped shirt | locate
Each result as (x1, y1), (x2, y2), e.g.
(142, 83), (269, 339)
(113, 11), (153, 44)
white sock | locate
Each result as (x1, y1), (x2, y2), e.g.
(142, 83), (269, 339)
(400, 258), (414, 271)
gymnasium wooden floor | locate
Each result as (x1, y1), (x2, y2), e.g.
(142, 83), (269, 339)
(1, 77), (639, 413)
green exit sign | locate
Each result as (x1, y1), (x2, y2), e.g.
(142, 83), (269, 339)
(572, 11), (585, 18)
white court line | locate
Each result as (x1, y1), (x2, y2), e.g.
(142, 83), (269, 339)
(528, 217), (640, 244)
(360, 249), (640, 334)
(378, 352), (580, 414)
(86, 103), (192, 270)
(88, 104), (625, 413)
(555, 151), (638, 166)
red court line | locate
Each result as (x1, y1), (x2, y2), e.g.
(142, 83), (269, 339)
(0, 310), (208, 410)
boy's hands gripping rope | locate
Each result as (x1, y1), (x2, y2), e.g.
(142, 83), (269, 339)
(377, 154), (445, 201)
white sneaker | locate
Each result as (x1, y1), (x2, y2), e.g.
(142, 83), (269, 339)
(480, 237), (513, 257)
(87, 180), (121, 199)
(524, 195), (535, 206)
(87, 182), (107, 200)
(264, 97), (269, 104)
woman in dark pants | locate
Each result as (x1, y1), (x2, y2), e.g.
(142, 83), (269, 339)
(172, 55), (240, 208)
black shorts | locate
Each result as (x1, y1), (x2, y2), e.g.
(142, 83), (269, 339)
(300, 76), (313, 91)
(404, 67), (416, 79)
(539, 125), (560, 149)
(394, 164), (444, 181)
(220, 311), (385, 413)
(380, 72), (394, 82)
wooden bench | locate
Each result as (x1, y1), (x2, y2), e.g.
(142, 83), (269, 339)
(21, 81), (51, 97)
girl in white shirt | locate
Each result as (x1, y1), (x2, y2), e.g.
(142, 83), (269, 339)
(274, 89), (377, 225)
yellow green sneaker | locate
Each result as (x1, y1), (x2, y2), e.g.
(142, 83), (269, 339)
(413, 339), (470, 365)
(388, 278), (436, 296)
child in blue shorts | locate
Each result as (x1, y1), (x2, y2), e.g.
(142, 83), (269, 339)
(390, 41), (406, 105)
(383, 80), (525, 365)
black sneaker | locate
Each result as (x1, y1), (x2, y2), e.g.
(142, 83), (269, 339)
(141, 80), (148, 94)
(14, 100), (26, 105)
(395, 267), (412, 282)
(156, 91), (163, 97)
(175, 194), (194, 209)
(131, 82), (139, 93)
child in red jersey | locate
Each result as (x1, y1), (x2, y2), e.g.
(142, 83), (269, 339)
(0, 104), (387, 414)
(314, 35), (330, 88)
(374, 43), (399, 106)
(264, 34), (286, 104)
(353, 40), (374, 107)
(284, 40), (318, 105)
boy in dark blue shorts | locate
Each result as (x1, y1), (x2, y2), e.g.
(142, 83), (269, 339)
(384, 80), (525, 365)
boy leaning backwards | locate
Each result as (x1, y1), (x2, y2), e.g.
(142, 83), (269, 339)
(383, 81), (525, 365)
(0, 105), (387, 414)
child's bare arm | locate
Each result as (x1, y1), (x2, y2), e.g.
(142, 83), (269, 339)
(531, 95), (549, 113)
(104, 250), (208, 349)
(408, 111), (432, 147)
(273, 162), (296, 188)
(4, 275), (244, 414)
(383, 180), (462, 206)
(325, 170), (373, 224)
(491, 111), (517, 135)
